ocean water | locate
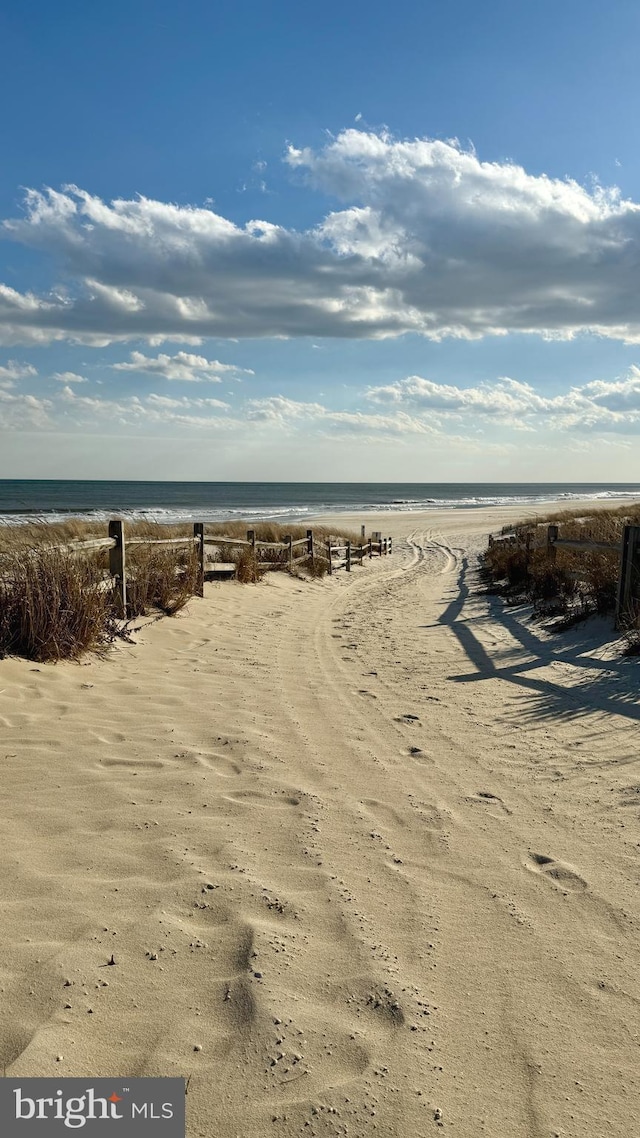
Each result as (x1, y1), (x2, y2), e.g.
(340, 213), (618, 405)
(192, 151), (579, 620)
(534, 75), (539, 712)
(1, 480), (639, 527)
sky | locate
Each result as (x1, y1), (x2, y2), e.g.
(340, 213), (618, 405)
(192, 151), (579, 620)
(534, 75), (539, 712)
(2, 0), (640, 482)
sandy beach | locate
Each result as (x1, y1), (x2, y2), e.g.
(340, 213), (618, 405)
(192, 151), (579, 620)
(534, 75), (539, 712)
(1, 499), (639, 1137)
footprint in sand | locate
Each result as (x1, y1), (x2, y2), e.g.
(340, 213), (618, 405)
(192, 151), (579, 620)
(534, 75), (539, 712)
(403, 747), (434, 765)
(527, 852), (587, 892)
(362, 799), (407, 828)
(197, 753), (242, 777)
(467, 791), (512, 815)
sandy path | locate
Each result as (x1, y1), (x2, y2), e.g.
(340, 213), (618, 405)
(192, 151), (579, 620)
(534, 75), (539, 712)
(1, 507), (639, 1137)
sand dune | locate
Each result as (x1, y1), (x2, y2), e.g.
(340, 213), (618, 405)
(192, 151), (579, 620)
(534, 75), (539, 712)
(1, 502), (639, 1137)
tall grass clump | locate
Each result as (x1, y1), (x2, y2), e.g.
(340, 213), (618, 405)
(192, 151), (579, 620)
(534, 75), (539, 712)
(228, 547), (263, 583)
(125, 544), (200, 617)
(0, 548), (115, 662)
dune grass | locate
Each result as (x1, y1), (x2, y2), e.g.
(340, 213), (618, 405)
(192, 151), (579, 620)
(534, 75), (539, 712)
(0, 518), (363, 660)
(484, 504), (639, 628)
(0, 547), (116, 662)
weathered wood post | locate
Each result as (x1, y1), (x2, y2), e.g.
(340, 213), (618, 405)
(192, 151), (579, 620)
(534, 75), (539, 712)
(616, 525), (640, 629)
(368, 538), (372, 560)
(358, 542), (364, 564)
(327, 537), (333, 575)
(388, 536), (393, 555)
(284, 535), (293, 571)
(488, 534), (494, 548)
(247, 529), (256, 574)
(108, 519), (127, 618)
(307, 528), (315, 570)
(547, 524), (558, 564)
(372, 531), (381, 555)
(346, 540), (351, 572)
(361, 524), (366, 539)
(193, 522), (205, 597)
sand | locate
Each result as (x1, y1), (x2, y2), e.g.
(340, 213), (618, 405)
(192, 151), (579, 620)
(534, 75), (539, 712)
(1, 499), (639, 1137)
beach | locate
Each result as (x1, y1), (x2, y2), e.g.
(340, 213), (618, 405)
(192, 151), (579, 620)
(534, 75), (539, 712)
(1, 498), (639, 1137)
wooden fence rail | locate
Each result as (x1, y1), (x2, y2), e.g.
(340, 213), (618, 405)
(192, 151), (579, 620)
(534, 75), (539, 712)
(52, 521), (392, 617)
(489, 522), (640, 629)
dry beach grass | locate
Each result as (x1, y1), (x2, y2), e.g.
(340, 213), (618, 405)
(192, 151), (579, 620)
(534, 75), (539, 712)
(0, 520), (359, 661)
(485, 501), (640, 626)
(0, 498), (639, 1136)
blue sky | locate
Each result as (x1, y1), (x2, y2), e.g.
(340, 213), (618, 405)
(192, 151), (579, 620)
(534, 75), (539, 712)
(2, 0), (640, 480)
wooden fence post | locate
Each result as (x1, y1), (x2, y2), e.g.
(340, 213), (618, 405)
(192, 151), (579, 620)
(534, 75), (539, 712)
(358, 542), (364, 564)
(327, 537), (333, 575)
(284, 535), (293, 571)
(307, 529), (315, 570)
(368, 538), (372, 560)
(361, 524), (366, 539)
(547, 525), (558, 564)
(193, 523), (204, 597)
(108, 519), (127, 618)
(346, 540), (351, 572)
(247, 529), (256, 571)
(388, 536), (393, 555)
(616, 525), (640, 629)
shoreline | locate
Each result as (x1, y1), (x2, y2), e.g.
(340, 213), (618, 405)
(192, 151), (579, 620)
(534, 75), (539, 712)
(2, 485), (640, 528)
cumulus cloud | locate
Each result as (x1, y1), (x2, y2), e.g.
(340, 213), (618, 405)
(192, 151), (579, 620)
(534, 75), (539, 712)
(112, 350), (253, 382)
(247, 395), (446, 437)
(0, 388), (52, 428)
(56, 383), (233, 431)
(0, 359), (37, 388)
(2, 130), (640, 344)
(366, 368), (640, 433)
(7, 358), (639, 449)
(52, 370), (88, 384)
(246, 395), (327, 422)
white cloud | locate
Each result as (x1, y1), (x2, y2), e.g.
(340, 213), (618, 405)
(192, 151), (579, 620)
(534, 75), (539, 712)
(246, 395), (327, 422)
(52, 370), (88, 384)
(2, 130), (640, 344)
(366, 368), (640, 434)
(56, 382), (232, 431)
(0, 359), (37, 388)
(112, 350), (252, 382)
(0, 388), (52, 428)
(246, 395), (447, 438)
(6, 354), (640, 452)
(145, 392), (230, 410)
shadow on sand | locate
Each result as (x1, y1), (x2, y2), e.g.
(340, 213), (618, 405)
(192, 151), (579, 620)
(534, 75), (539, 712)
(423, 557), (640, 726)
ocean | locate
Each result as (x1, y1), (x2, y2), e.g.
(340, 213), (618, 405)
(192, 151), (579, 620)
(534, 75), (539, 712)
(1, 480), (639, 527)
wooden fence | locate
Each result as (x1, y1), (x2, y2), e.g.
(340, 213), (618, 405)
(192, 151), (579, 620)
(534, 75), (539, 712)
(61, 522), (393, 618)
(489, 523), (640, 628)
